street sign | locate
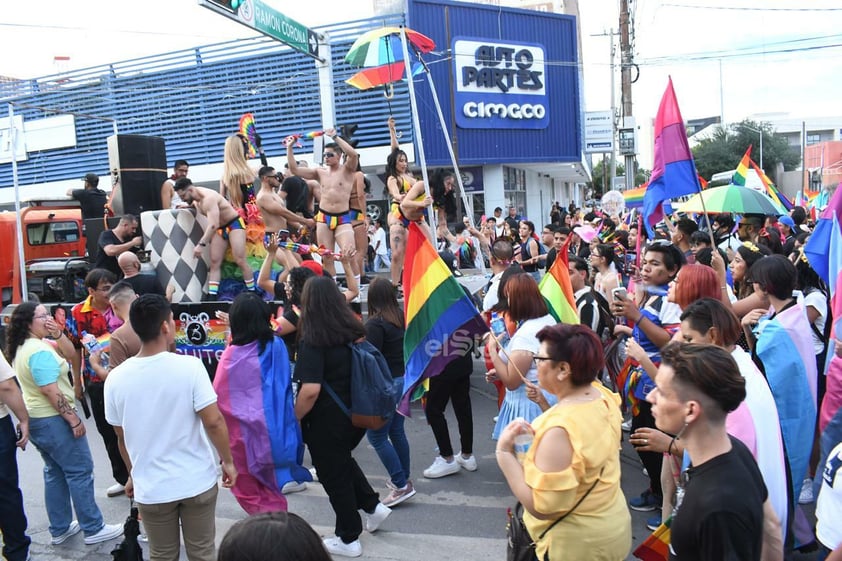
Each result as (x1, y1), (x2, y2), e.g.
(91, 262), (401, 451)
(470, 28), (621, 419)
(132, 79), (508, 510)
(584, 110), (614, 154)
(198, 0), (322, 61)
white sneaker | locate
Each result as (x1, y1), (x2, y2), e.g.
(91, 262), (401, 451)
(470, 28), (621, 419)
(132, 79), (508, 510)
(309, 467), (319, 482)
(799, 477), (814, 504)
(51, 520), (81, 545)
(455, 452), (478, 472)
(423, 456), (460, 479)
(282, 481), (308, 494)
(364, 503), (391, 533)
(621, 419), (632, 432)
(106, 483), (126, 497)
(322, 536), (362, 558)
(84, 523), (124, 545)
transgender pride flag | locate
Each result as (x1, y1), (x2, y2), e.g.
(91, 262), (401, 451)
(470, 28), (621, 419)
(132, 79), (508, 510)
(642, 78), (703, 236)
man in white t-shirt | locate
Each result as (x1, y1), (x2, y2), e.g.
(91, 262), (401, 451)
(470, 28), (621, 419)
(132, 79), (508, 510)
(0, 353), (31, 561)
(105, 294), (236, 561)
(370, 219), (391, 272)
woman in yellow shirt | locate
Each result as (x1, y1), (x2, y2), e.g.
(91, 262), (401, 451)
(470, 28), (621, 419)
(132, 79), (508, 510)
(496, 323), (631, 561)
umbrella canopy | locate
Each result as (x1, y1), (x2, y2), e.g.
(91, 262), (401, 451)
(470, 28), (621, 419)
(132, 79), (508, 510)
(344, 26), (435, 68)
(678, 184), (787, 215)
(346, 60), (424, 91)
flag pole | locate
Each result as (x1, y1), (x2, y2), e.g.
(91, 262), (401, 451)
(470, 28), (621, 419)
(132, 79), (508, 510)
(399, 26), (434, 234)
(696, 178), (717, 247)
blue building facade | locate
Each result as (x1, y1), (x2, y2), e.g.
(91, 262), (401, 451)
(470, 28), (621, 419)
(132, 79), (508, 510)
(1, 3), (588, 221)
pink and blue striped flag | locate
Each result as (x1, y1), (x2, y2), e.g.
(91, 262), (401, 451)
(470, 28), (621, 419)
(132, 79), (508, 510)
(642, 78), (702, 236)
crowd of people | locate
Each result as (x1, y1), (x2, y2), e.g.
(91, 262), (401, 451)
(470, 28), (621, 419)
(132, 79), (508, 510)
(2, 116), (842, 561)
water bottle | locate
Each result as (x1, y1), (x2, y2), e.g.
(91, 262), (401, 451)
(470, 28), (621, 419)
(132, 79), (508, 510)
(490, 312), (506, 338)
(81, 331), (110, 370)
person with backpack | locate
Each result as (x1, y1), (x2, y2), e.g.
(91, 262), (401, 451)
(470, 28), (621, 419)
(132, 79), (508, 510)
(294, 276), (390, 558)
(364, 279), (415, 506)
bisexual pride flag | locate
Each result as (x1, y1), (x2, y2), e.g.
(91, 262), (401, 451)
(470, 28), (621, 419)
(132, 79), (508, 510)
(642, 78), (703, 236)
(213, 338), (311, 514)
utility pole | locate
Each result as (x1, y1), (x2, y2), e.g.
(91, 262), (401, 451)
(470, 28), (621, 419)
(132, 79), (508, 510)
(619, 0), (636, 191)
(590, 29), (619, 190)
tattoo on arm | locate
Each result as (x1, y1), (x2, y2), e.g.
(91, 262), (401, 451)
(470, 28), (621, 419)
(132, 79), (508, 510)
(56, 394), (73, 416)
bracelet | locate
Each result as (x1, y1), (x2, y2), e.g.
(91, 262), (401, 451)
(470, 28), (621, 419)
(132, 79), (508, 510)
(71, 420), (82, 429)
(721, 285), (727, 290)
(635, 315), (646, 326)
(495, 449), (515, 457)
(199, 242), (208, 247)
(668, 436), (678, 456)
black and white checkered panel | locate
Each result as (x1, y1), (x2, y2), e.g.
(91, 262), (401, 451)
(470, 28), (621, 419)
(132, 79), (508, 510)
(141, 209), (208, 303)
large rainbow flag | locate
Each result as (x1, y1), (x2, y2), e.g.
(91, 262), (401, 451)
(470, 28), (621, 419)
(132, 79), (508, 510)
(732, 145), (793, 211)
(538, 237), (579, 324)
(642, 78), (702, 236)
(213, 338), (311, 514)
(401, 222), (488, 415)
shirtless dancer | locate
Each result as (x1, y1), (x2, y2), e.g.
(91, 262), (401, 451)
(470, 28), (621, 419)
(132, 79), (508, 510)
(174, 177), (255, 299)
(286, 128), (358, 277)
(256, 165), (316, 272)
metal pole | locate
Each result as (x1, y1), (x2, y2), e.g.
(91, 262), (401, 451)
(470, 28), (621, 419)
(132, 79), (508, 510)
(9, 104), (27, 302)
(609, 30), (617, 189)
(399, 27), (433, 234)
(316, 32), (336, 163)
(759, 129), (763, 172)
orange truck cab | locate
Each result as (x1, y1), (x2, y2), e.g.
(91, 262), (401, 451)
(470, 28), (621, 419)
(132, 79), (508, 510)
(0, 205), (88, 305)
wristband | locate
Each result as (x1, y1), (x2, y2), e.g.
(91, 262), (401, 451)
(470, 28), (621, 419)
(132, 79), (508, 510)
(199, 242), (208, 247)
(71, 420), (82, 429)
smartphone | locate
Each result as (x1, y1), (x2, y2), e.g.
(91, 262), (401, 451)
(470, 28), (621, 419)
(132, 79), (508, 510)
(276, 229), (290, 243)
(612, 287), (628, 301)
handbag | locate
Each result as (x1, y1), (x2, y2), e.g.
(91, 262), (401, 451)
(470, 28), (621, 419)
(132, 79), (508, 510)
(506, 468), (603, 561)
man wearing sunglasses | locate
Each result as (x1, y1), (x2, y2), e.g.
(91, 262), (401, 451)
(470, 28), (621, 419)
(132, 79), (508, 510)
(256, 166), (316, 237)
(285, 129), (359, 277)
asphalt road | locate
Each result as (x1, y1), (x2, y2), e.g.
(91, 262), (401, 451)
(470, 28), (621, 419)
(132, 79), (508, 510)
(12, 361), (821, 560)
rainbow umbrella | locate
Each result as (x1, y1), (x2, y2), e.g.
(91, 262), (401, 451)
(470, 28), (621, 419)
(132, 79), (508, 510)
(344, 26), (435, 68)
(346, 60), (424, 91)
(678, 183), (787, 215)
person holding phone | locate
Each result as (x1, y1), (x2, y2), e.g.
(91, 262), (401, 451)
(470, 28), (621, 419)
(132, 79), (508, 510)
(612, 240), (684, 523)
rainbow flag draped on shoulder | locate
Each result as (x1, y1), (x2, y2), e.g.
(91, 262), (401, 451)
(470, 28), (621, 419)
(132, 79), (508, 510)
(538, 237), (579, 324)
(400, 222), (488, 415)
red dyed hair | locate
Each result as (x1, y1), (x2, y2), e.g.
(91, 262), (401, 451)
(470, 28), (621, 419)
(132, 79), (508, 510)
(673, 263), (720, 310)
(504, 273), (549, 323)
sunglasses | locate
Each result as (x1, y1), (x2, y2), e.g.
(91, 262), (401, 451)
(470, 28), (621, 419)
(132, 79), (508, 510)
(648, 239), (674, 247)
(323, 152), (336, 158)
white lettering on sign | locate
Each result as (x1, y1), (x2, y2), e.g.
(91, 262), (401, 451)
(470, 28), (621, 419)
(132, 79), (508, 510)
(463, 102), (547, 119)
(455, 40), (545, 95)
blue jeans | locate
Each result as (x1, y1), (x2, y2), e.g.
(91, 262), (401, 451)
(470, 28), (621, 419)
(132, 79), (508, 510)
(0, 415), (30, 561)
(366, 377), (410, 488)
(28, 415), (105, 538)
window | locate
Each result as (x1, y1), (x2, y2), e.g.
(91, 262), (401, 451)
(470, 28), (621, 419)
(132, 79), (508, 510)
(806, 133), (821, 146)
(27, 221), (79, 245)
(503, 166), (527, 218)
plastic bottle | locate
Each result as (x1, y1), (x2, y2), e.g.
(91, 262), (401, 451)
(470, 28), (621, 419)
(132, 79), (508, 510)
(512, 417), (534, 464)
(81, 330), (110, 370)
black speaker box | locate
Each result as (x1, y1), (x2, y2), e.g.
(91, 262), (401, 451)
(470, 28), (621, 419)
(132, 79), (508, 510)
(107, 134), (167, 216)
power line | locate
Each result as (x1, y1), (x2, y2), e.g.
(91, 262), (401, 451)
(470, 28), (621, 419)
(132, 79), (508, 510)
(662, 3), (842, 11)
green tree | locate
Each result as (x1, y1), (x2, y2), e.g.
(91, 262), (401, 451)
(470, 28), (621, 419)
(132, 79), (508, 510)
(588, 158), (650, 196)
(692, 119), (801, 182)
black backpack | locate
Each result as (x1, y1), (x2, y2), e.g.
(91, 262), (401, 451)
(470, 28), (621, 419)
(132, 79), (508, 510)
(322, 341), (398, 430)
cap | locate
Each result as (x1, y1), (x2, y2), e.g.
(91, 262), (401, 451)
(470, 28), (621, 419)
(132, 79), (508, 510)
(778, 215), (795, 230)
(298, 260), (324, 277)
(573, 224), (597, 243)
(83, 173), (99, 187)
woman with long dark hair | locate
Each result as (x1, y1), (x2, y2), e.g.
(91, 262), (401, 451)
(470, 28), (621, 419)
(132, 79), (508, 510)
(590, 243), (621, 302)
(294, 276), (389, 557)
(385, 117), (416, 290)
(214, 292), (311, 515)
(7, 302), (122, 546)
(364, 278), (414, 506)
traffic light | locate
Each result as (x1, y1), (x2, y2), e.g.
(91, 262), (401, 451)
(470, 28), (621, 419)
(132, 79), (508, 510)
(339, 124), (359, 148)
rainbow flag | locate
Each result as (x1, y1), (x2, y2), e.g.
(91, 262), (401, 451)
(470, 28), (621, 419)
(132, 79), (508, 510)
(538, 237), (579, 325)
(623, 185), (647, 209)
(732, 145), (793, 211)
(642, 78), (702, 236)
(633, 515), (672, 561)
(213, 338), (311, 514)
(400, 222), (488, 415)
(750, 160), (793, 211)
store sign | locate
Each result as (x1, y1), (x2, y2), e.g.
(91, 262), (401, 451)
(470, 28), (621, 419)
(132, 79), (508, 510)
(453, 38), (549, 130)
